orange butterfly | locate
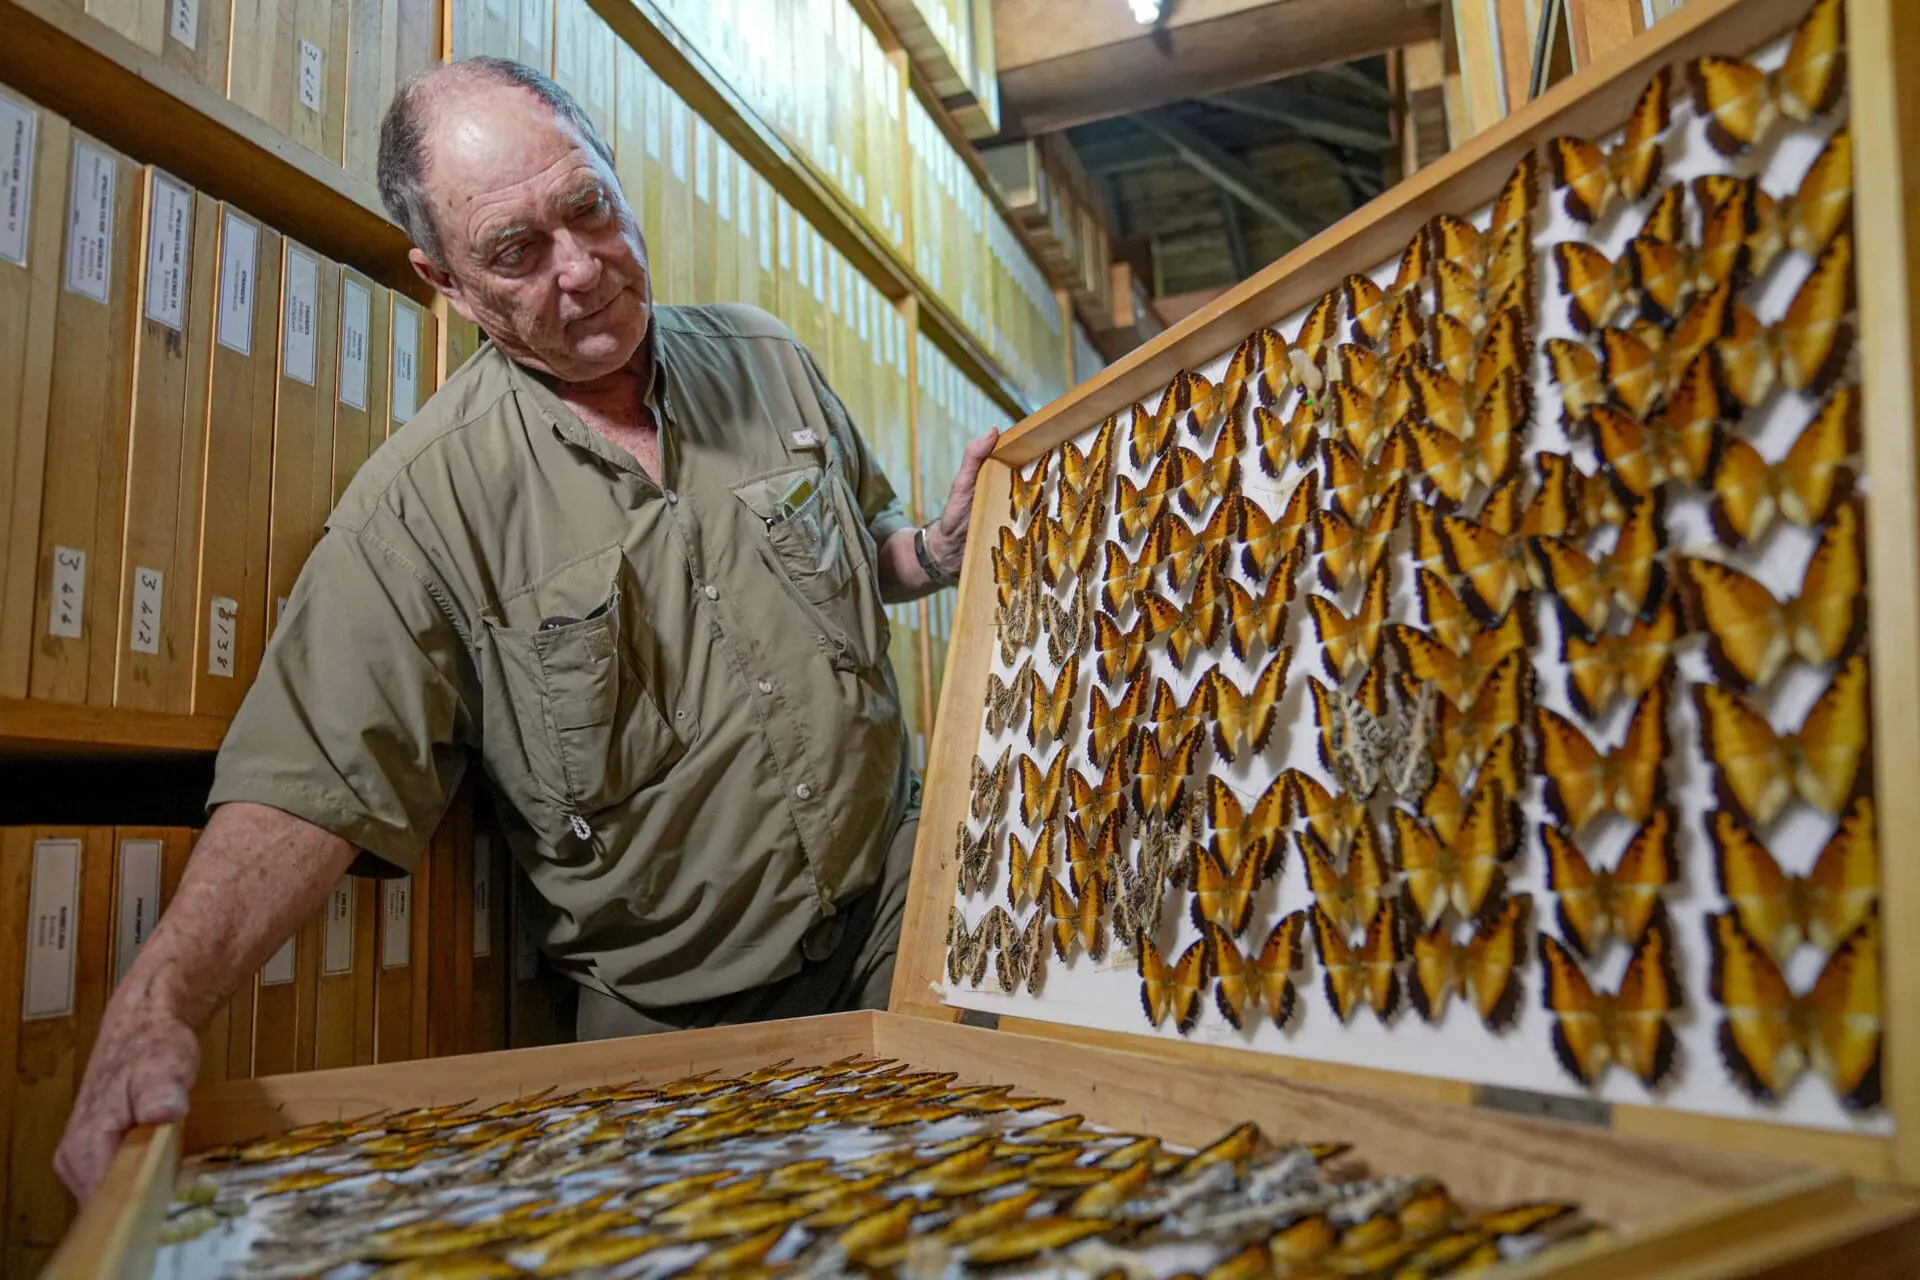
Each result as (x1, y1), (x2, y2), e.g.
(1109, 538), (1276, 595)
(1026, 657), (1079, 746)
(1117, 451), (1180, 543)
(1596, 294), (1733, 422)
(1205, 775), (1291, 876)
(1412, 566), (1478, 657)
(1225, 560), (1295, 662)
(1141, 562), (1226, 671)
(984, 658), (1032, 737)
(1379, 291), (1427, 364)
(1137, 932), (1211, 1035)
(1302, 824), (1392, 939)
(1085, 667), (1149, 769)
(1403, 370), (1532, 506)
(1133, 725), (1204, 822)
(992, 524), (1034, 611)
(1239, 476), (1317, 582)
(1223, 326), (1292, 409)
(1545, 339), (1602, 431)
(1047, 869), (1108, 964)
(1709, 906), (1879, 1111)
(1293, 291), (1343, 369)
(1066, 811), (1125, 895)
(1421, 729), (1522, 847)
(1434, 507), (1530, 625)
(1174, 410), (1247, 519)
(1392, 226), (1434, 297)
(1409, 893), (1532, 1031)
(1543, 808), (1678, 958)
(1431, 221), (1535, 327)
(1094, 608), (1152, 688)
(1321, 431), (1415, 527)
(1393, 777), (1518, 930)
(1147, 675), (1209, 759)
(1009, 455), (1049, 529)
(1554, 241), (1643, 336)
(1125, 401), (1175, 478)
(1068, 753), (1132, 831)
(1207, 652), (1290, 762)
(1167, 369), (1224, 445)
(1330, 367), (1420, 461)
(1315, 482), (1404, 596)
(1344, 273), (1391, 348)
(1637, 183), (1688, 245)
(1537, 679), (1671, 832)
(1216, 911), (1309, 1031)
(1688, 0), (1845, 156)
(1190, 844), (1275, 937)
(1434, 655), (1533, 792)
(1101, 529), (1163, 618)
(1591, 355), (1726, 498)
(1695, 652), (1868, 825)
(1539, 918), (1682, 1089)
(1430, 306), (1531, 407)
(1041, 497), (1104, 588)
(1286, 770), (1374, 859)
(1308, 560), (1393, 681)
(1392, 609), (1530, 712)
(1713, 795), (1876, 963)
(1711, 386), (1855, 548)
(1315, 901), (1403, 1024)
(1162, 490), (1242, 596)
(1531, 494), (1667, 643)
(1007, 825), (1054, 911)
(1018, 745), (1071, 830)
(1563, 594), (1680, 720)
(1710, 127), (1853, 279)
(1253, 401), (1318, 481)
(1714, 233), (1854, 410)
(1547, 68), (1672, 223)
(1684, 503), (1862, 691)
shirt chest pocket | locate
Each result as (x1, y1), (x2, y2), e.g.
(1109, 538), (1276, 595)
(479, 548), (687, 835)
(733, 462), (888, 668)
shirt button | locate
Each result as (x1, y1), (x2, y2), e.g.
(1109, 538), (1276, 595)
(795, 783), (813, 800)
(703, 584), (719, 601)
(663, 489), (678, 504)
(758, 679), (773, 694)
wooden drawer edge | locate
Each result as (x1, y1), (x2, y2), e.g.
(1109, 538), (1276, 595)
(43, 1122), (179, 1280)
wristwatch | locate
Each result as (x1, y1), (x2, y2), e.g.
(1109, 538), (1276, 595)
(914, 525), (961, 587)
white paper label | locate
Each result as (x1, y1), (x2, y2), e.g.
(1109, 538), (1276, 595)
(169, 0), (198, 48)
(669, 100), (687, 179)
(216, 213), (256, 355)
(485, 0), (505, 18)
(142, 176), (192, 332)
(298, 40), (324, 115)
(472, 835), (494, 959)
(382, 876), (412, 969)
(0, 99), (35, 268)
(48, 545), (85, 639)
(24, 839), (81, 1019)
(828, 256), (840, 317)
(390, 304), (419, 423)
(66, 141), (115, 303)
(644, 78), (661, 157)
(322, 882), (353, 974)
(735, 168), (750, 232)
(339, 278), (371, 410)
(777, 202), (791, 270)
(796, 226), (809, 288)
(261, 935), (296, 986)
(694, 126), (710, 203)
(520, 0), (548, 58)
(113, 839), (164, 987)
(512, 877), (538, 981)
(129, 565), (163, 655)
(759, 186), (773, 272)
(811, 237), (824, 302)
(207, 595), (238, 677)
(716, 149), (731, 220)
(283, 248), (317, 384)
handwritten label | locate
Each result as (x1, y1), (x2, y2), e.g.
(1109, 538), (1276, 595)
(66, 141), (115, 303)
(129, 566), (163, 655)
(216, 212), (257, 354)
(796, 224), (810, 290)
(261, 935), (295, 986)
(382, 876), (412, 969)
(339, 278), (371, 410)
(24, 839), (81, 1019)
(113, 839), (163, 986)
(298, 40), (323, 115)
(390, 303), (419, 423)
(716, 145), (731, 220)
(669, 97), (687, 180)
(759, 185), (773, 272)
(143, 175), (192, 332)
(735, 164), (750, 233)
(283, 247), (317, 384)
(322, 881), (353, 974)
(48, 545), (85, 639)
(472, 835), (494, 959)
(811, 236), (825, 303)
(828, 253), (839, 317)
(207, 595), (238, 677)
(512, 876), (538, 981)
(777, 201), (791, 271)
(168, 0), (198, 48)
(0, 97), (35, 267)
(643, 75), (661, 157)
(693, 124), (710, 204)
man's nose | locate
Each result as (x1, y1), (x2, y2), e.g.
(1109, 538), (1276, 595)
(553, 230), (602, 292)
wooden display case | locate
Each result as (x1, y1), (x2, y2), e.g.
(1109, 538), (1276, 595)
(45, 0), (1920, 1274)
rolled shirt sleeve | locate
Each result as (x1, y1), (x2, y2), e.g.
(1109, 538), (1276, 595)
(207, 527), (475, 874)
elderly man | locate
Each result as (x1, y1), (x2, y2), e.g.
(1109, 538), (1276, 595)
(55, 57), (994, 1197)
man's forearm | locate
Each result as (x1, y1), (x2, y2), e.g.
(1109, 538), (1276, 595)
(877, 526), (958, 603)
(122, 802), (358, 1028)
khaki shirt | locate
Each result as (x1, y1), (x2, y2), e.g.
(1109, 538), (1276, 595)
(210, 303), (916, 1006)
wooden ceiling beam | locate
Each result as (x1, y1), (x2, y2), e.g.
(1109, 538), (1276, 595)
(1205, 86), (1394, 152)
(1130, 109), (1315, 243)
(992, 0), (1442, 136)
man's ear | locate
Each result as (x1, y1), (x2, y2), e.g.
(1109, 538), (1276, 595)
(408, 249), (480, 326)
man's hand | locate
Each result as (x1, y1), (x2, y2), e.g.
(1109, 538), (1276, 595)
(925, 428), (1000, 576)
(54, 989), (200, 1198)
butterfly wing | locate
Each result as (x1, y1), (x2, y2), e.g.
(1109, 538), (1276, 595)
(1708, 910), (1803, 1100)
(1806, 796), (1878, 957)
(1793, 653), (1869, 815)
(1808, 908), (1882, 1111)
(1538, 932), (1608, 1087)
(1256, 911), (1308, 1026)
(1465, 893), (1531, 1032)
(1312, 905), (1362, 1023)
(1710, 807), (1800, 962)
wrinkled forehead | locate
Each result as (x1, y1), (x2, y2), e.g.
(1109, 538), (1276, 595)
(420, 84), (603, 208)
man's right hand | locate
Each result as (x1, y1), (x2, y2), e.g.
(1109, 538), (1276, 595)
(54, 992), (201, 1199)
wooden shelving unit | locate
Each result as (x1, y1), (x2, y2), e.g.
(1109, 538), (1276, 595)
(0, 698), (229, 759)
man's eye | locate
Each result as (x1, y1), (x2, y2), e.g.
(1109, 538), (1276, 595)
(575, 197), (610, 221)
(497, 245), (527, 268)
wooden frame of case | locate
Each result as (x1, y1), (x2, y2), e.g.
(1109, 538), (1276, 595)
(44, 0), (1920, 1274)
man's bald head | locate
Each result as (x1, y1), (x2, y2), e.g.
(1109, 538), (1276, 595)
(377, 58), (615, 269)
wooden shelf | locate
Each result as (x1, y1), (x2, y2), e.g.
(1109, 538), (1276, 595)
(0, 698), (230, 758)
(0, 0), (425, 298)
(592, 0), (1041, 419)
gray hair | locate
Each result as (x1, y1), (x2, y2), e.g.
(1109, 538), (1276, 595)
(376, 57), (617, 268)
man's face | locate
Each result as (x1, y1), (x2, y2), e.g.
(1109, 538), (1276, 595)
(413, 89), (652, 383)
